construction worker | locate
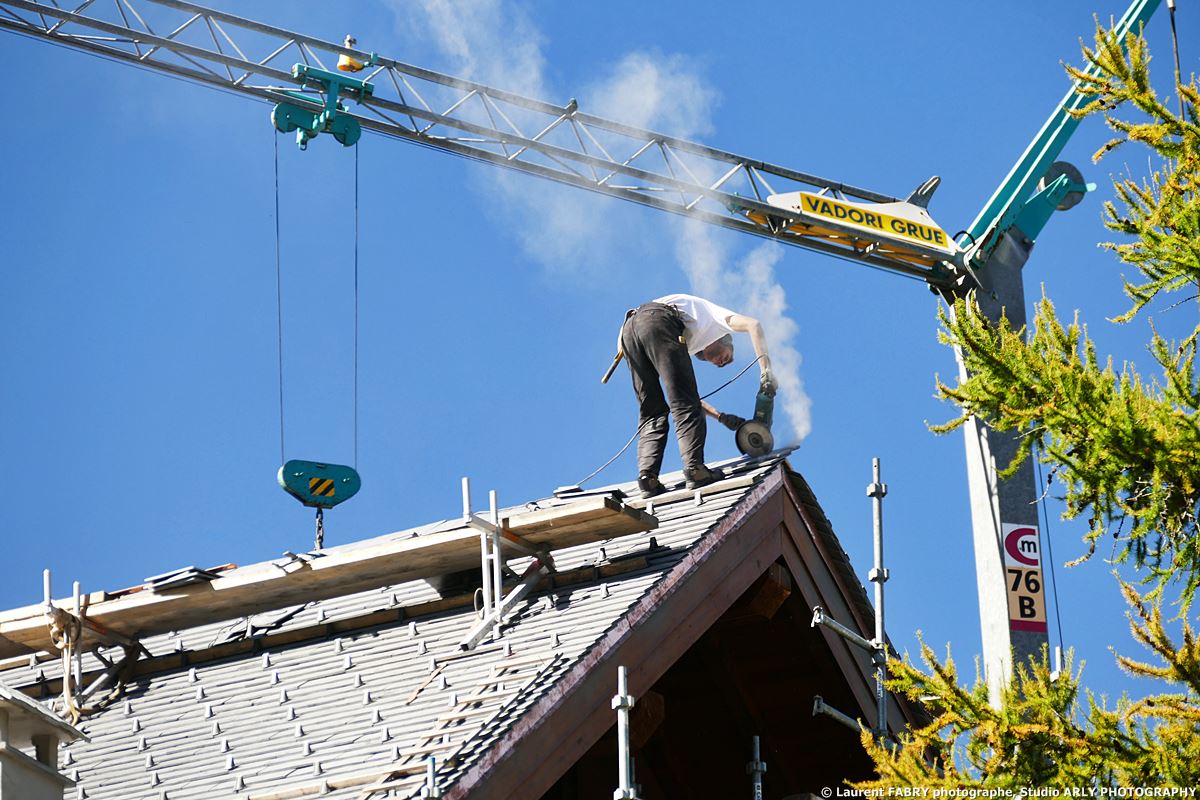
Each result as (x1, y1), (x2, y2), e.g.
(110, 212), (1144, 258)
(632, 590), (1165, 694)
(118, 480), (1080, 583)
(620, 293), (776, 498)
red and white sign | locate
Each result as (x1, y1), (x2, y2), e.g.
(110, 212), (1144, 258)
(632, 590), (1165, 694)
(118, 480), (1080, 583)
(1002, 524), (1047, 633)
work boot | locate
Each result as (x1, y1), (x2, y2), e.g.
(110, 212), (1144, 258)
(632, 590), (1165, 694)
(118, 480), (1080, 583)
(684, 465), (725, 490)
(637, 473), (666, 499)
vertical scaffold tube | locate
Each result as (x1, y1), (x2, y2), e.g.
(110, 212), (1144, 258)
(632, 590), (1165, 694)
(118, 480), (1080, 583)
(72, 581), (83, 689)
(464, 477), (493, 620)
(868, 458), (889, 737)
(489, 490), (503, 625)
(746, 735), (766, 799)
(612, 666), (637, 800)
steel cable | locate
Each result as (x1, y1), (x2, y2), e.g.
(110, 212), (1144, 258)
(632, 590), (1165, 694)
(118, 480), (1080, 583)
(354, 144), (360, 469)
(274, 132), (286, 465)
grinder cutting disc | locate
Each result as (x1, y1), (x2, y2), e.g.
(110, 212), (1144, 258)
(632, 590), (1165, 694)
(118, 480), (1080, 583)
(735, 420), (774, 457)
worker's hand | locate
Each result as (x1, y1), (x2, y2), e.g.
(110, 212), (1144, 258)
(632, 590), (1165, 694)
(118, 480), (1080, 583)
(759, 367), (777, 395)
(718, 413), (747, 431)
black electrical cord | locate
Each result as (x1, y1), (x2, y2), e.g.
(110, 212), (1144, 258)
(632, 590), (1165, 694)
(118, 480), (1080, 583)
(699, 355), (765, 402)
(575, 355), (764, 488)
(1035, 444), (1066, 659)
(1168, 0), (1184, 118)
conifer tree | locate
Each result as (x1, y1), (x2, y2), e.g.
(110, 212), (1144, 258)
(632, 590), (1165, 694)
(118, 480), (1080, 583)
(856, 20), (1200, 788)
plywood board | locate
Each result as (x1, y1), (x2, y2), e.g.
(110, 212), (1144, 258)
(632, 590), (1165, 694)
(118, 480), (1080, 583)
(0, 498), (656, 658)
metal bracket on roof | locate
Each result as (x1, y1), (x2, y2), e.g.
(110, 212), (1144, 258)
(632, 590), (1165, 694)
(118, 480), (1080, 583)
(75, 643), (139, 710)
(463, 478), (504, 630)
(420, 756), (442, 799)
(457, 558), (552, 651)
(42, 570), (145, 723)
(464, 512), (547, 562)
(460, 478), (557, 650)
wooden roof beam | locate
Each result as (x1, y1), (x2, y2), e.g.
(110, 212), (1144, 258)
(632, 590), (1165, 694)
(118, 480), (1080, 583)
(0, 496), (656, 659)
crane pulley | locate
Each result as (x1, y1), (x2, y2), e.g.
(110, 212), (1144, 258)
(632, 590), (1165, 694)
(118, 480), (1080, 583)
(271, 63), (374, 149)
(278, 459), (362, 549)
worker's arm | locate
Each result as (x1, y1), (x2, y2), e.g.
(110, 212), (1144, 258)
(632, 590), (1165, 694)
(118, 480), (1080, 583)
(702, 400), (747, 431)
(725, 314), (775, 391)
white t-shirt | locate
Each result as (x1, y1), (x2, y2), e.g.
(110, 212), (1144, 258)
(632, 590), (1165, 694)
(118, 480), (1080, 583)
(653, 294), (738, 355)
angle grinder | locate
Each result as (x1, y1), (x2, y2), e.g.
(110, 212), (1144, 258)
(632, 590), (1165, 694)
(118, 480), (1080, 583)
(735, 386), (776, 456)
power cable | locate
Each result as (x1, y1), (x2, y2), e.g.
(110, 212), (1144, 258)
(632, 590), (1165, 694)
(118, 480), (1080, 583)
(573, 422), (646, 490)
(1034, 443), (1066, 655)
(1168, 0), (1184, 118)
(575, 355), (764, 487)
(273, 132), (286, 465)
(699, 355), (764, 402)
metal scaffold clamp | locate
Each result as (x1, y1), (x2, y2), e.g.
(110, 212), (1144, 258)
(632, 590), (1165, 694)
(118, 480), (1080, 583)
(271, 63), (376, 150)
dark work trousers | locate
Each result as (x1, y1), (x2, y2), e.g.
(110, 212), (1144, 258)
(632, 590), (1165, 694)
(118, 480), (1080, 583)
(620, 303), (707, 477)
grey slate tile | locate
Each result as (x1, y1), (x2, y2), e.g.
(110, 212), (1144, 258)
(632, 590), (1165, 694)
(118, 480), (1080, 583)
(1, 455), (785, 799)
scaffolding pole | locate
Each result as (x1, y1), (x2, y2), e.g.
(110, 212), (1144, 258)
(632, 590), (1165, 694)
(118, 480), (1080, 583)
(612, 666), (638, 800)
(867, 458), (889, 737)
(746, 735), (766, 800)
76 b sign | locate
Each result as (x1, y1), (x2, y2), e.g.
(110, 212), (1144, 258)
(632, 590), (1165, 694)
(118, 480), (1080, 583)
(1002, 524), (1048, 633)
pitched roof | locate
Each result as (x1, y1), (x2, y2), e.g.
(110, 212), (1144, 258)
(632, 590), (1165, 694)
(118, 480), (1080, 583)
(0, 452), (916, 799)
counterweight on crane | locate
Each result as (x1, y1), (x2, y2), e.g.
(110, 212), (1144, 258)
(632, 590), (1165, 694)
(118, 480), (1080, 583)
(0, 0), (1164, 706)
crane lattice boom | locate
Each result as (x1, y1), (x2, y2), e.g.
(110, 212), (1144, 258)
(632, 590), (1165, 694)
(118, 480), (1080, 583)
(0, 0), (962, 284)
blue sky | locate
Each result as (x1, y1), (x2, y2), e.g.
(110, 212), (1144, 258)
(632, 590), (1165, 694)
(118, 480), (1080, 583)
(2, 0), (1196, 711)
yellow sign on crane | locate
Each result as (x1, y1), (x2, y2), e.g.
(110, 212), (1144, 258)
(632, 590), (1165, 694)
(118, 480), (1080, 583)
(744, 189), (958, 267)
(790, 192), (954, 254)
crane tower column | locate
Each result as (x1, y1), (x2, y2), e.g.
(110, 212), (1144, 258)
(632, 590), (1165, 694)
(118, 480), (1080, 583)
(947, 0), (1160, 706)
(953, 228), (1048, 707)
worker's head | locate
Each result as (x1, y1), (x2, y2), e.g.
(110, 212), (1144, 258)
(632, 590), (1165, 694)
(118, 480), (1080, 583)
(696, 335), (734, 367)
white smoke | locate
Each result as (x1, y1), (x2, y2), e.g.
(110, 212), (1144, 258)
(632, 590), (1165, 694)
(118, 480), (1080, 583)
(585, 52), (716, 140)
(673, 220), (812, 441)
(397, 0), (547, 97)
(392, 1), (813, 441)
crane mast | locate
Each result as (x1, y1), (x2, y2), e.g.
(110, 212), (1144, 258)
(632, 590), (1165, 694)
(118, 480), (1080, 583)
(0, 0), (1164, 707)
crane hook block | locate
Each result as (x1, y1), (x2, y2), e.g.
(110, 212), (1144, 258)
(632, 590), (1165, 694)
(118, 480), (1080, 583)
(272, 64), (375, 150)
(278, 460), (362, 509)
